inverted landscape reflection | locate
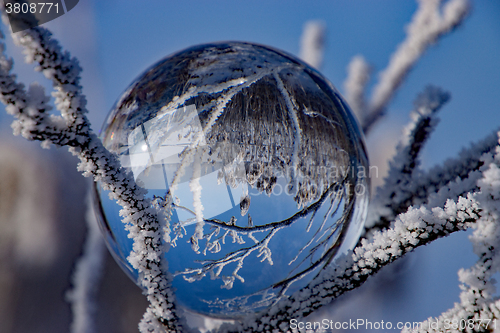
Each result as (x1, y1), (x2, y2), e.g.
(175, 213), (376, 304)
(93, 42), (370, 318)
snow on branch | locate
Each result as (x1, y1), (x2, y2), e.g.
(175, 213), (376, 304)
(365, 86), (450, 235)
(0, 8), (183, 333)
(344, 55), (370, 125)
(66, 191), (106, 333)
(299, 20), (326, 70)
(367, 128), (499, 235)
(408, 136), (500, 333)
(215, 134), (500, 332)
(417, 130), (500, 207)
(223, 193), (482, 333)
(0, 32), (70, 145)
(362, 0), (470, 134)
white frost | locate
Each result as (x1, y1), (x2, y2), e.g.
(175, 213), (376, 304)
(299, 20), (326, 70)
(66, 191), (106, 333)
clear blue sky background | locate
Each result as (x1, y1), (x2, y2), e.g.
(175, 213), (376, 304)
(1, 0), (500, 330)
(2, 0), (500, 166)
(90, 0), (500, 168)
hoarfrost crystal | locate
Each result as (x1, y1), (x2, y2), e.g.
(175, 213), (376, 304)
(93, 42), (370, 318)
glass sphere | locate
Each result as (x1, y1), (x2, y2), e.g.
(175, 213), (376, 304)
(93, 41), (369, 318)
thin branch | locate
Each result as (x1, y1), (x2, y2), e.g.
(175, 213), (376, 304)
(66, 189), (106, 333)
(367, 128), (499, 236)
(363, 0), (470, 134)
(408, 135), (500, 333)
(343, 55), (370, 125)
(364, 86), (450, 236)
(299, 20), (326, 70)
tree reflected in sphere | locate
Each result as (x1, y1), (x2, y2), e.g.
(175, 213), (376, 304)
(93, 42), (370, 318)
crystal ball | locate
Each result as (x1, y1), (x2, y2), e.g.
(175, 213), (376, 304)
(93, 41), (369, 318)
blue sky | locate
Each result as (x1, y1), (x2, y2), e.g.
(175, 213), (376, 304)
(89, 0), (500, 167)
(1, 0), (500, 330)
(2, 0), (499, 167)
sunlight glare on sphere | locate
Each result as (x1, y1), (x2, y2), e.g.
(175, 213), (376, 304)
(93, 42), (370, 318)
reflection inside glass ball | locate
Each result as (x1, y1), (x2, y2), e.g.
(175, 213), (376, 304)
(93, 41), (369, 318)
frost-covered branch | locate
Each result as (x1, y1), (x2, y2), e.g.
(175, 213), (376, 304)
(225, 129), (499, 333)
(299, 20), (326, 70)
(362, 0), (470, 134)
(407, 138), (500, 333)
(66, 191), (106, 333)
(367, 126), (499, 235)
(343, 55), (370, 124)
(414, 130), (500, 208)
(365, 86), (499, 238)
(365, 86), (450, 236)
(221, 192), (483, 332)
(0, 9), (183, 333)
